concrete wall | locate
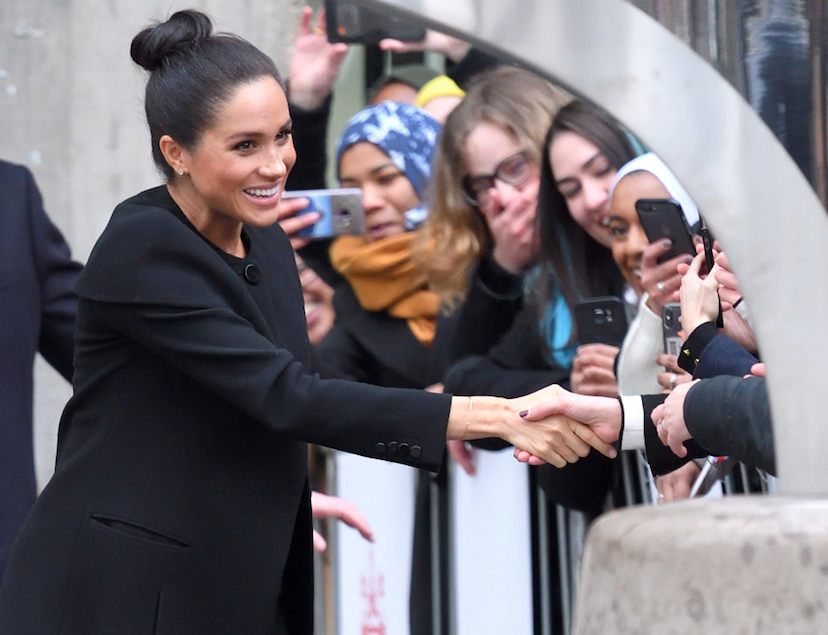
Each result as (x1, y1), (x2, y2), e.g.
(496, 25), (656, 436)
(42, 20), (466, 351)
(0, 0), (304, 488)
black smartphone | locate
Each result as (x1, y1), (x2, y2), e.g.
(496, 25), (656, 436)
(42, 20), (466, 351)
(634, 198), (696, 263)
(325, 0), (426, 45)
(574, 297), (629, 347)
(282, 188), (366, 240)
(662, 302), (683, 358)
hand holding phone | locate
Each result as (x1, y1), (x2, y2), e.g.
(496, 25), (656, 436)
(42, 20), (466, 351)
(700, 220), (723, 328)
(282, 188), (365, 240)
(635, 198), (696, 263)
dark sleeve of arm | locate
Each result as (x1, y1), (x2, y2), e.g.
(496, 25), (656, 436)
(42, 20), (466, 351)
(287, 96), (331, 191)
(27, 169), (83, 381)
(313, 321), (369, 382)
(684, 376), (775, 474)
(446, 48), (503, 89)
(640, 394), (710, 476)
(677, 322), (758, 378)
(92, 299), (451, 472)
(448, 256), (524, 362)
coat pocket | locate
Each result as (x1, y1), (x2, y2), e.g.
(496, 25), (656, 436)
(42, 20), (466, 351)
(89, 514), (192, 550)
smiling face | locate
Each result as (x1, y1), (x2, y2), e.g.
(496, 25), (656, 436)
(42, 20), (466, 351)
(165, 76), (295, 254)
(608, 170), (671, 296)
(338, 141), (419, 243)
(549, 130), (618, 248)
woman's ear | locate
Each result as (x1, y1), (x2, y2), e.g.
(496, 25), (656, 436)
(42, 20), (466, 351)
(159, 135), (188, 176)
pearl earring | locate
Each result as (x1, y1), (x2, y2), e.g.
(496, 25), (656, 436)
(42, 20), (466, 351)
(177, 168), (185, 176)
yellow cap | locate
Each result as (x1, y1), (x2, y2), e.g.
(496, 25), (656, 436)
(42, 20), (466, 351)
(415, 75), (466, 109)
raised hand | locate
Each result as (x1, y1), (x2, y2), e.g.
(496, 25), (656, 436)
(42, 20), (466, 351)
(677, 251), (721, 334)
(288, 7), (349, 111)
(483, 178), (540, 274)
(379, 30), (471, 62)
(278, 196), (318, 250)
(640, 239), (690, 315)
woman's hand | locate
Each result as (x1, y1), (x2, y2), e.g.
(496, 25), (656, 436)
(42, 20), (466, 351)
(379, 30), (471, 62)
(712, 250), (743, 307)
(655, 460), (700, 503)
(677, 251), (721, 334)
(278, 197), (318, 250)
(478, 179), (540, 274)
(447, 440), (476, 476)
(513, 388), (621, 466)
(640, 240), (690, 314)
(288, 7), (349, 111)
(571, 343), (619, 397)
(311, 491), (374, 552)
(651, 379), (699, 457)
(654, 353), (692, 393)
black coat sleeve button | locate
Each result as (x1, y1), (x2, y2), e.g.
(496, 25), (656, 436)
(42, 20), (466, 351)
(399, 443), (410, 457)
(388, 441), (398, 455)
(375, 442), (386, 454)
(410, 445), (422, 458)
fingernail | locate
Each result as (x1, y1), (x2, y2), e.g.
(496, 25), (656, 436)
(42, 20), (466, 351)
(609, 447), (618, 459)
(662, 239), (672, 248)
(519, 410), (529, 418)
(684, 256), (693, 264)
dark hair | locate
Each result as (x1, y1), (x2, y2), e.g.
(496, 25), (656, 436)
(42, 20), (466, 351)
(536, 101), (639, 322)
(130, 10), (283, 179)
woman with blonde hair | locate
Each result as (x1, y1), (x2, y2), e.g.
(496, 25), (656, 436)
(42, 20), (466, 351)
(417, 66), (567, 311)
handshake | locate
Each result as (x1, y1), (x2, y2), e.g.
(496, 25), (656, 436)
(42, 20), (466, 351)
(497, 385), (623, 467)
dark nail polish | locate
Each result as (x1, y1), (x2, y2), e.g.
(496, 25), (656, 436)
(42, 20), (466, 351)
(519, 410), (529, 418)
(662, 239), (672, 248)
(684, 256), (693, 264)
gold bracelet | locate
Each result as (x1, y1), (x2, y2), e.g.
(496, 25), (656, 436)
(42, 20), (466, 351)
(462, 396), (473, 440)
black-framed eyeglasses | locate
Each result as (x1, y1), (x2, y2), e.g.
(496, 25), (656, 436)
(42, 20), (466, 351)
(461, 151), (533, 207)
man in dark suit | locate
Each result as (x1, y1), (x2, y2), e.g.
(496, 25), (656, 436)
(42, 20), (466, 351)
(0, 160), (82, 579)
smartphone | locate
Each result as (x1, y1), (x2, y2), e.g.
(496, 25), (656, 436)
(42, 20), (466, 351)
(634, 198), (696, 263)
(325, 0), (426, 45)
(282, 188), (366, 240)
(662, 302), (683, 358)
(574, 296), (629, 347)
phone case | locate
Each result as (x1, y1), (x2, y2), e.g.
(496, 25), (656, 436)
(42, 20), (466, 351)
(284, 188), (366, 239)
(662, 302), (683, 358)
(325, 0), (426, 44)
(635, 198), (696, 263)
(574, 296), (629, 347)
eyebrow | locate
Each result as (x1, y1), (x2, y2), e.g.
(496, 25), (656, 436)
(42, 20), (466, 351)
(340, 161), (399, 182)
(555, 151), (606, 186)
(224, 119), (293, 143)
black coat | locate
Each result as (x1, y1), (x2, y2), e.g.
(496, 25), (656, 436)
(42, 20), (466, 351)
(0, 186), (450, 635)
(0, 161), (81, 577)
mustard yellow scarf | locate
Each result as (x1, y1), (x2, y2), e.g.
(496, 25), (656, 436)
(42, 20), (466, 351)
(330, 233), (438, 347)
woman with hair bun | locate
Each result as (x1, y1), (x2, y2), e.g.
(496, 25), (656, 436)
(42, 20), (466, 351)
(0, 10), (616, 634)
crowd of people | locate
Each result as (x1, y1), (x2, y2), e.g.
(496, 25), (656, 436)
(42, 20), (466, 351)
(0, 6), (775, 634)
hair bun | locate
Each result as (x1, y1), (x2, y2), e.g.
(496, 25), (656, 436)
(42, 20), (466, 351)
(131, 10), (213, 72)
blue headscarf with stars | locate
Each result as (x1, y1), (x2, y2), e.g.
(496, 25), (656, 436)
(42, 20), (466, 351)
(335, 101), (441, 230)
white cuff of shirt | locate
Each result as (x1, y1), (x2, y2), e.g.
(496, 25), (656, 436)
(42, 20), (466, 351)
(619, 395), (645, 451)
